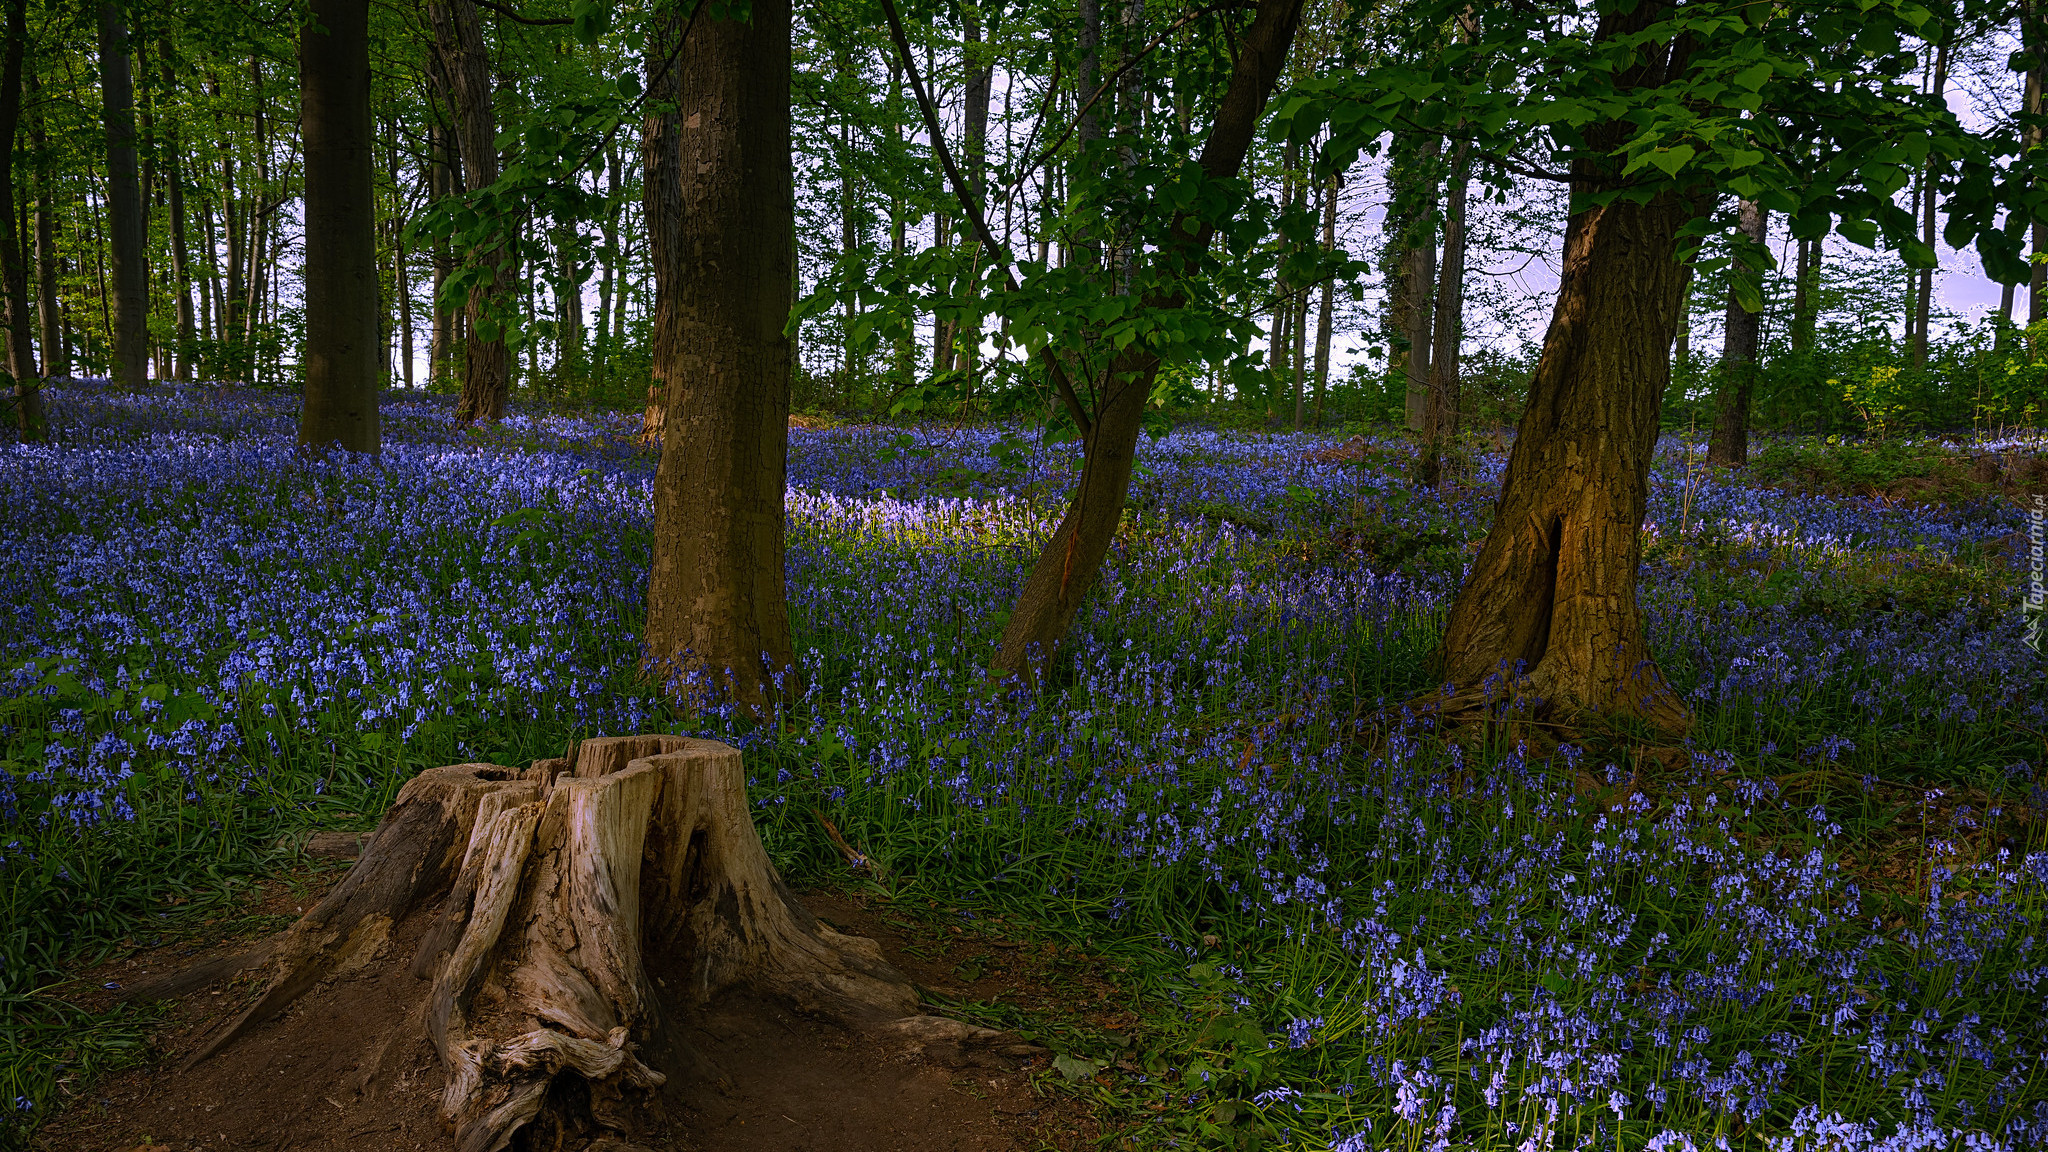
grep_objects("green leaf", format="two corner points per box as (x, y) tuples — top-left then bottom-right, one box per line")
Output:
(1053, 1053), (1104, 1083)
(1647, 144), (1696, 178)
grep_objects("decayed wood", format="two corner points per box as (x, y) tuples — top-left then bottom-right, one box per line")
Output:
(163, 736), (948, 1152)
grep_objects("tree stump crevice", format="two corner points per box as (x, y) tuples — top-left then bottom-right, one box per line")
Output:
(175, 735), (931, 1152)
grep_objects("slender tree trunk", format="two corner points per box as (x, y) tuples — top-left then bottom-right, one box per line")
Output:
(1707, 199), (1766, 466)
(1311, 172), (1337, 428)
(990, 0), (1308, 681)
(429, 118), (460, 389)
(159, 49), (196, 381)
(1791, 235), (1817, 352)
(0, 0), (36, 427)
(1909, 41), (1950, 369)
(1419, 138), (1469, 486)
(960, 9), (994, 396)
(643, 0), (799, 709)
(429, 0), (511, 422)
(98, 0), (149, 387)
(1386, 132), (1439, 432)
(595, 146), (619, 392)
(1433, 2), (1699, 734)
(2029, 3), (2045, 325)
(298, 0), (380, 454)
(33, 89), (65, 384)
(638, 11), (683, 439)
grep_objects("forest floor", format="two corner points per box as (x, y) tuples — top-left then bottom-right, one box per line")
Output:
(32, 840), (1125, 1152)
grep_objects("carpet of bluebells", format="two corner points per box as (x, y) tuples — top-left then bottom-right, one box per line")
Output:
(2, 380), (2046, 1151)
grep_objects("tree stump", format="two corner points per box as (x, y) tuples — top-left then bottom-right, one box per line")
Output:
(171, 736), (947, 1152)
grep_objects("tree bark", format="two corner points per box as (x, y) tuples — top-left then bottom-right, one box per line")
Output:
(298, 0), (381, 454)
(2029, 1), (2044, 325)
(1791, 235), (1817, 351)
(97, 0), (149, 388)
(637, 10), (682, 440)
(30, 72), (62, 391)
(642, 0), (801, 709)
(148, 737), (1019, 1152)
(159, 46), (196, 381)
(1419, 138), (1469, 486)
(429, 0), (511, 423)
(1385, 132), (1439, 433)
(1707, 198), (1766, 466)
(989, 0), (1308, 681)
(1432, 3), (1699, 735)
(1311, 171), (1337, 428)
(0, 0), (35, 428)
(1909, 39), (1949, 369)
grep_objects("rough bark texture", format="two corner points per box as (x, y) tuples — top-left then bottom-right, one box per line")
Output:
(637, 8), (683, 440)
(1707, 199), (1765, 467)
(0, 0), (32, 402)
(98, 0), (149, 388)
(642, 0), (800, 709)
(428, 0), (511, 423)
(298, 0), (383, 455)
(160, 736), (968, 1152)
(989, 0), (1308, 682)
(1432, 3), (1698, 735)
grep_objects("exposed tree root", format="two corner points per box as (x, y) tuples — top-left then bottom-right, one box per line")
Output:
(145, 735), (1023, 1152)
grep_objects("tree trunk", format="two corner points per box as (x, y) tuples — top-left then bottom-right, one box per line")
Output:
(1707, 199), (1766, 466)
(1385, 132), (1440, 433)
(1432, 3), (1698, 735)
(989, 0), (1308, 682)
(98, 0), (149, 388)
(1791, 235), (1817, 351)
(642, 0), (800, 710)
(429, 114), (461, 390)
(2029, 3), (2044, 325)
(1311, 172), (1337, 428)
(31, 107), (62, 395)
(637, 12), (683, 440)
(298, 0), (381, 454)
(147, 737), (1021, 1152)
(1419, 138), (1469, 486)
(595, 148), (620, 394)
(159, 47), (196, 381)
(1909, 39), (1950, 369)
(429, 0), (511, 423)
(0, 0), (35, 427)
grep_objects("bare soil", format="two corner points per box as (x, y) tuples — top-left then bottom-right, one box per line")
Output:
(34, 865), (1116, 1152)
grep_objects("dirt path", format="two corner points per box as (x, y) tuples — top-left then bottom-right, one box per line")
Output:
(35, 881), (1111, 1152)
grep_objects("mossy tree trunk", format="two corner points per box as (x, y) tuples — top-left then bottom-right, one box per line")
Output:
(1432, 2), (1702, 736)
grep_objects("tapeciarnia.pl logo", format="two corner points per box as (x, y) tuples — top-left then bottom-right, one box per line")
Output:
(2028, 494), (2045, 653)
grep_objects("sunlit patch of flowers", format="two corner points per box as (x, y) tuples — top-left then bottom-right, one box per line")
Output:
(2, 385), (2044, 1148)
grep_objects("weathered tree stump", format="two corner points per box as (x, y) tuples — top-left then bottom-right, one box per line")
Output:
(164, 735), (987, 1152)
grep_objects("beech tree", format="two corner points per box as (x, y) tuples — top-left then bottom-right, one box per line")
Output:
(97, 0), (148, 389)
(298, 0), (381, 454)
(1287, 0), (2026, 732)
(641, 0), (802, 707)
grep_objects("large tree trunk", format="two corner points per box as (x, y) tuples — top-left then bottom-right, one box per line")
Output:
(1419, 138), (1469, 487)
(429, 0), (511, 423)
(147, 737), (1016, 1152)
(298, 0), (381, 454)
(1707, 199), (1766, 466)
(1432, 3), (1698, 736)
(642, 0), (800, 709)
(989, 0), (1307, 682)
(97, 0), (149, 388)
